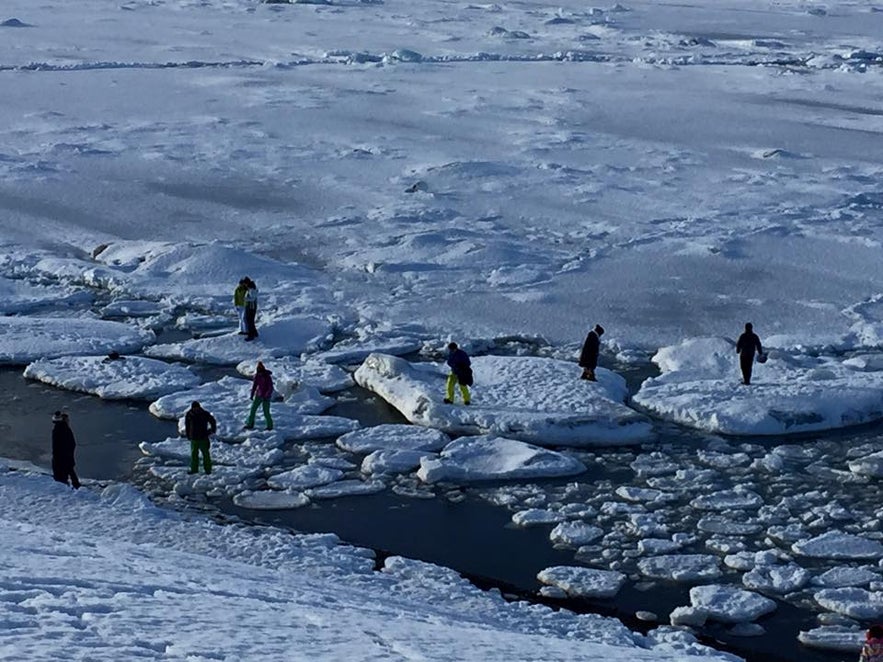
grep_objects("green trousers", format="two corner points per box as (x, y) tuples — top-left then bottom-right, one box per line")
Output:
(190, 438), (212, 474)
(445, 373), (471, 404)
(246, 397), (273, 430)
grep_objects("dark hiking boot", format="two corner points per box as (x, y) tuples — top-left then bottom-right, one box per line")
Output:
(443, 398), (453, 404)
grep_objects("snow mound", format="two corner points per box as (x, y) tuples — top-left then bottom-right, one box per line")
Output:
(0, 316), (154, 365)
(635, 337), (883, 435)
(145, 317), (332, 365)
(537, 566), (627, 599)
(417, 435), (586, 484)
(355, 353), (653, 446)
(24, 355), (200, 400)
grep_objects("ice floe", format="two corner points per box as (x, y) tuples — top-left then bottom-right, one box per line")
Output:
(24, 355), (200, 400)
(355, 353), (653, 446)
(268, 465), (344, 490)
(0, 316), (154, 365)
(336, 424), (450, 454)
(236, 356), (353, 395)
(512, 508), (566, 528)
(798, 625), (864, 652)
(361, 449), (436, 476)
(812, 566), (881, 588)
(232, 490), (311, 510)
(537, 566), (627, 599)
(0, 277), (91, 314)
(416, 435), (585, 484)
(814, 587), (883, 619)
(549, 521), (604, 547)
(140, 435), (285, 469)
(688, 585), (777, 623)
(638, 555), (722, 582)
(792, 531), (883, 560)
(145, 317), (332, 365)
(742, 563), (810, 594)
(305, 479), (386, 499)
(634, 337), (883, 435)
(148, 375), (354, 441)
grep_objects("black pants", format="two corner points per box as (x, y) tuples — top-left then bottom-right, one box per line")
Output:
(740, 355), (754, 385)
(245, 306), (258, 340)
(53, 462), (81, 489)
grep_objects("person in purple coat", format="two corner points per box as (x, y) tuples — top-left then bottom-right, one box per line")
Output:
(245, 361), (274, 430)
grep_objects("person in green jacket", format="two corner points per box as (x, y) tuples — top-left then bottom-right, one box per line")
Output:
(234, 278), (248, 335)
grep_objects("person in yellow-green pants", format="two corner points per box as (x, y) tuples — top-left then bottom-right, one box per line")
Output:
(185, 401), (216, 474)
(444, 342), (473, 405)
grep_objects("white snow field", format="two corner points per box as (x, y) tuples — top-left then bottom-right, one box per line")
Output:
(23, 354), (201, 399)
(634, 337), (883, 435)
(0, 467), (740, 662)
(356, 353), (653, 445)
(3, 0), (883, 658)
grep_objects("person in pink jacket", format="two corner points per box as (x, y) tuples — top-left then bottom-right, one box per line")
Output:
(860, 625), (883, 662)
(245, 361), (274, 431)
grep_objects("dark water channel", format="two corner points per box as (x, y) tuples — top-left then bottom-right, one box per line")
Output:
(0, 366), (866, 662)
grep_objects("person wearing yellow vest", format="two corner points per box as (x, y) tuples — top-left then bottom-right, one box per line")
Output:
(234, 278), (248, 335)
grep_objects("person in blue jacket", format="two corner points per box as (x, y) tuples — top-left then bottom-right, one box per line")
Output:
(444, 342), (472, 405)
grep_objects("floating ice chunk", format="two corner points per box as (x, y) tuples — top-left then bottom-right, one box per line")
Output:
(627, 513), (669, 537)
(615, 486), (676, 504)
(236, 356), (353, 394)
(798, 625), (865, 652)
(697, 516), (762, 536)
(792, 531), (883, 560)
(337, 424), (450, 454)
(361, 449), (435, 475)
(149, 375), (353, 441)
(537, 566), (627, 599)
(742, 563), (810, 594)
(638, 538), (685, 555)
(638, 555), (722, 582)
(306, 479), (385, 499)
(724, 549), (790, 571)
(0, 316), (154, 365)
(550, 521), (604, 547)
(728, 623), (765, 637)
(689, 585), (776, 623)
(669, 606), (708, 627)
(145, 317), (332, 365)
(417, 436), (585, 484)
(355, 353), (652, 446)
(140, 436), (285, 469)
(314, 336), (422, 365)
(232, 490), (310, 510)
(690, 489), (763, 511)
(24, 355), (200, 400)
(630, 453), (678, 477)
(148, 464), (261, 496)
(511, 508), (566, 527)
(848, 450), (883, 477)
(635, 337), (883, 435)
(0, 277), (91, 314)
(101, 299), (166, 319)
(268, 465), (343, 490)
(813, 566), (881, 588)
(814, 587), (883, 619)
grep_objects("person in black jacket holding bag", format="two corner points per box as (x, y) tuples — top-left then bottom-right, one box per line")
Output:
(736, 322), (765, 385)
(579, 324), (605, 381)
(444, 342), (472, 405)
(51, 411), (80, 489)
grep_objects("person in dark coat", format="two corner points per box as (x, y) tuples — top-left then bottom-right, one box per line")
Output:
(51, 411), (80, 489)
(185, 401), (217, 474)
(579, 324), (605, 381)
(243, 278), (259, 341)
(736, 322), (764, 385)
(444, 342), (472, 405)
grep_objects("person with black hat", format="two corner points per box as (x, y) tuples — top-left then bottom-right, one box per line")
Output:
(736, 322), (765, 385)
(579, 324), (605, 381)
(51, 411), (80, 489)
(184, 401), (217, 475)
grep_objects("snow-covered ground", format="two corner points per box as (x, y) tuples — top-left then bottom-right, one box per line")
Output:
(0, 464), (740, 662)
(3, 0), (883, 658)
